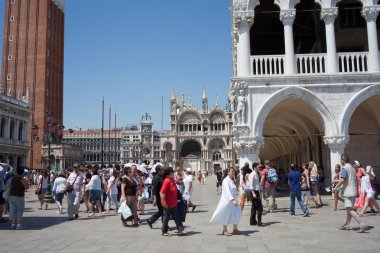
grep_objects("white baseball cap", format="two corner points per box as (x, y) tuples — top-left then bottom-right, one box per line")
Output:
(186, 168), (192, 172)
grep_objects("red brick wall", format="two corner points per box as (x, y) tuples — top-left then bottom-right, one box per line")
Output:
(1, 0), (64, 170)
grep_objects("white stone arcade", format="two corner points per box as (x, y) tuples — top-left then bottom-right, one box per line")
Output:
(230, 0), (380, 181)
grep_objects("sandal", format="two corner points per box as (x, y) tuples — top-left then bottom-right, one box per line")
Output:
(161, 233), (170, 237)
(232, 229), (241, 235)
(223, 230), (232, 236)
(179, 230), (188, 236)
(88, 213), (95, 217)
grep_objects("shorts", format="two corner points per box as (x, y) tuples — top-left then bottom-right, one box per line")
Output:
(55, 192), (64, 204)
(0, 191), (5, 204)
(216, 181), (222, 187)
(344, 197), (356, 208)
(310, 180), (318, 187)
(302, 190), (313, 200)
(366, 191), (375, 199)
(89, 190), (101, 202)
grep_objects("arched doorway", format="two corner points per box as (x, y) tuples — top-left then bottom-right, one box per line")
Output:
(180, 140), (202, 171)
(259, 97), (328, 177)
(345, 94), (380, 172)
(208, 138), (225, 173)
(163, 142), (174, 165)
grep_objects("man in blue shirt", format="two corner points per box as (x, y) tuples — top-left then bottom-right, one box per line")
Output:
(288, 164), (309, 217)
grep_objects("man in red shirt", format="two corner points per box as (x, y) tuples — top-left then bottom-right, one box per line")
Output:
(260, 161), (276, 213)
(160, 168), (188, 236)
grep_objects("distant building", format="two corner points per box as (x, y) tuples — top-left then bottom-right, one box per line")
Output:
(160, 87), (234, 172)
(0, 85), (31, 168)
(63, 129), (122, 166)
(120, 113), (161, 165)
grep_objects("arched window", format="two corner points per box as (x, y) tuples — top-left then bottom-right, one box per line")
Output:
(213, 151), (222, 161)
(0, 118), (5, 138)
(9, 121), (15, 139)
(18, 122), (23, 141)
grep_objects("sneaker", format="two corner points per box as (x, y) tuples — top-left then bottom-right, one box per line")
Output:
(147, 220), (153, 229)
(338, 224), (350, 231)
(16, 225), (26, 230)
(303, 210), (309, 217)
(10, 224), (16, 230)
(357, 223), (367, 233)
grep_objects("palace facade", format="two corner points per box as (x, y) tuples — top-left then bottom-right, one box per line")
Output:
(230, 0), (380, 181)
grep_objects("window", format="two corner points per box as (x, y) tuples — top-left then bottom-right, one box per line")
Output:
(7, 74), (11, 80)
(11, 0), (16, 4)
(10, 16), (14, 21)
(9, 121), (15, 139)
(0, 118), (6, 138)
(18, 122), (23, 141)
(7, 55), (12, 60)
(9, 35), (13, 41)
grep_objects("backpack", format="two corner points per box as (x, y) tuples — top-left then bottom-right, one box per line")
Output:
(266, 169), (278, 184)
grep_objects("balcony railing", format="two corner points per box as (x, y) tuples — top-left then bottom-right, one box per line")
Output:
(249, 52), (369, 76)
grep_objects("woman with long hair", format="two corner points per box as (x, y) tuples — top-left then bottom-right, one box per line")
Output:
(239, 166), (250, 211)
(358, 166), (380, 215)
(120, 168), (139, 227)
(301, 164), (318, 208)
(211, 167), (241, 236)
(309, 161), (322, 207)
(353, 161), (366, 211)
(332, 164), (344, 211)
(37, 169), (48, 210)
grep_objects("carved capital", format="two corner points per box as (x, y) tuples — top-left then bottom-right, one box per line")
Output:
(321, 8), (338, 25)
(234, 11), (254, 28)
(361, 6), (380, 22)
(234, 137), (264, 155)
(323, 135), (349, 149)
(280, 9), (296, 26)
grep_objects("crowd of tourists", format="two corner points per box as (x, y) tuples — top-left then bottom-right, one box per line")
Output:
(0, 154), (378, 234)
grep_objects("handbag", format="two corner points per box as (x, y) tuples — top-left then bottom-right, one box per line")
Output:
(66, 173), (79, 193)
(35, 187), (41, 195)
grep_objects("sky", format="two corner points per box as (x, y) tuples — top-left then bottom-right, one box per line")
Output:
(0, 0), (233, 130)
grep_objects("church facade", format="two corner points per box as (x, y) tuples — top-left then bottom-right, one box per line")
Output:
(230, 0), (380, 181)
(160, 88), (235, 172)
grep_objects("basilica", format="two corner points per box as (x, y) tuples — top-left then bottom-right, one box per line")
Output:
(160, 88), (234, 172)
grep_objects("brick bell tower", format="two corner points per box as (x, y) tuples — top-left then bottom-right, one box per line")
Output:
(1, 0), (65, 169)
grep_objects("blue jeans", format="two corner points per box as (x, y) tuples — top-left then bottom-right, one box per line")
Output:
(290, 189), (308, 215)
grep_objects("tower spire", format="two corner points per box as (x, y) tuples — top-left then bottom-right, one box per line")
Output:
(202, 85), (207, 100)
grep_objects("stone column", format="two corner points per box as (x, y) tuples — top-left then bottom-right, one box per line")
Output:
(234, 137), (264, 168)
(324, 135), (349, 183)
(234, 12), (254, 77)
(321, 8), (338, 73)
(362, 6), (380, 72)
(280, 10), (296, 74)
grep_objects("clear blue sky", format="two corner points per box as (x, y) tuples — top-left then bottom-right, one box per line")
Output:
(0, 0), (233, 130)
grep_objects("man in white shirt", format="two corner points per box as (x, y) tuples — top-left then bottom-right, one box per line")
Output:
(248, 163), (264, 226)
(183, 168), (196, 212)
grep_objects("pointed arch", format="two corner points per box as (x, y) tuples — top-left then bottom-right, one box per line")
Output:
(253, 86), (338, 138)
(340, 84), (380, 136)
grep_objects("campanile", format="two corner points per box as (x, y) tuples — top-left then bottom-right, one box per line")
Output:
(1, 0), (65, 169)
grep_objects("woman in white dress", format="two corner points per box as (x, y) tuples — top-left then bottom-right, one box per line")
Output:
(210, 168), (241, 236)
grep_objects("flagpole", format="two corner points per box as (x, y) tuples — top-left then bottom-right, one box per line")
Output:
(101, 97), (104, 167)
(108, 106), (111, 166)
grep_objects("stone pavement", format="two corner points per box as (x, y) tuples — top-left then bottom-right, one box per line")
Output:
(0, 176), (379, 253)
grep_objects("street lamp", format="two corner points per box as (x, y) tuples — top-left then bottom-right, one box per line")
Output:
(43, 112), (60, 204)
(139, 141), (144, 164)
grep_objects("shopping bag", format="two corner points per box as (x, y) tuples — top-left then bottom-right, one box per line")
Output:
(117, 200), (132, 219)
(170, 199), (187, 222)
